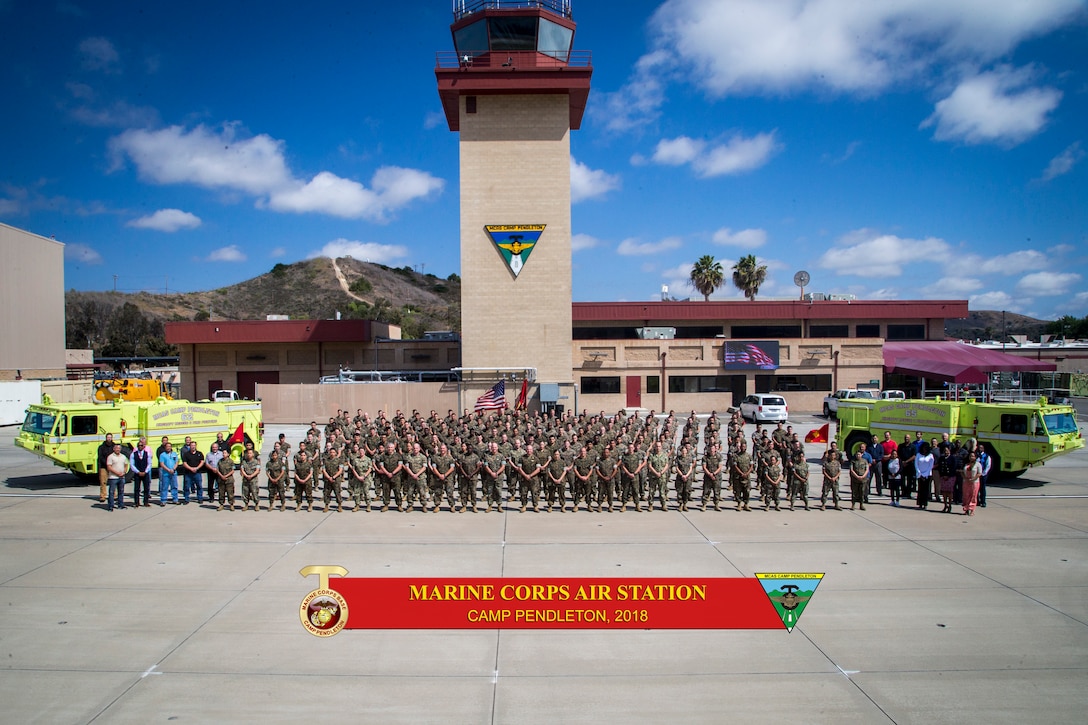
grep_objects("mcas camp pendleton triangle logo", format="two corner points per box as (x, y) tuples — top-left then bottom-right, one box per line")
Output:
(485, 225), (545, 278)
(756, 573), (824, 632)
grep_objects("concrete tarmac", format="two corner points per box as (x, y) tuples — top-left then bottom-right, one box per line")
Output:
(1, 417), (1086, 724)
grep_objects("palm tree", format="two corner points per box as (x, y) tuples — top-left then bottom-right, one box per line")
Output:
(732, 254), (768, 301)
(689, 255), (724, 301)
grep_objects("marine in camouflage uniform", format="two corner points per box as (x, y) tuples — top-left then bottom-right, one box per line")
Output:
(457, 443), (481, 512)
(514, 444), (544, 512)
(402, 443), (431, 511)
(849, 451), (869, 511)
(700, 443), (724, 510)
(429, 444), (456, 513)
(673, 444), (695, 512)
(789, 455), (810, 510)
(481, 443), (506, 511)
(545, 448), (569, 511)
(375, 442), (403, 511)
(760, 452), (783, 511)
(731, 442), (753, 511)
(571, 447), (596, 511)
(321, 445), (344, 512)
(619, 443), (645, 512)
(646, 441), (671, 511)
(265, 450), (287, 511)
(346, 445), (374, 511)
(820, 451), (842, 510)
(240, 449), (262, 511)
(293, 450), (314, 511)
(217, 453), (236, 511)
(595, 448), (618, 512)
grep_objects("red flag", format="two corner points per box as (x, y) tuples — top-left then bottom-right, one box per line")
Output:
(515, 379), (528, 410)
(228, 421), (244, 446)
(805, 423), (829, 444)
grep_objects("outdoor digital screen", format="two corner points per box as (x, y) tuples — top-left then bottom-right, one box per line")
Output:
(723, 340), (780, 370)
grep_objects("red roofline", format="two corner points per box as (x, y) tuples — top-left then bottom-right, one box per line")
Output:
(165, 320), (372, 345)
(572, 300), (969, 322)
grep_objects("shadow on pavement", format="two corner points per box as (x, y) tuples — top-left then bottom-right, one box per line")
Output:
(4, 473), (88, 491)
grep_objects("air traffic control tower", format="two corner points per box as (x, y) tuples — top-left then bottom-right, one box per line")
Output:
(436, 0), (592, 400)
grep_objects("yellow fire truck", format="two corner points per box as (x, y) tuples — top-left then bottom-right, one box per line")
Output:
(93, 376), (173, 403)
(14, 396), (263, 478)
(835, 397), (1083, 477)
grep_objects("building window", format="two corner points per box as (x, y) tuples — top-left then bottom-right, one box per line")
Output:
(755, 375), (832, 393)
(730, 325), (802, 338)
(887, 324), (925, 340)
(581, 376), (621, 394)
(646, 376), (660, 394)
(856, 324), (881, 338)
(667, 375), (734, 393)
(810, 324), (848, 337)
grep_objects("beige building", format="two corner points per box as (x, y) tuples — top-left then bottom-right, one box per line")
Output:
(437, 2), (592, 386)
(0, 222), (66, 380)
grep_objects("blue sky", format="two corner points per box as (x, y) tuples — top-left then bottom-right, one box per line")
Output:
(2, 0), (1086, 322)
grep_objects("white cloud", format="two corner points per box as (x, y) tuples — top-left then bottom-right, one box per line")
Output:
(126, 208), (201, 232)
(423, 110), (446, 130)
(1040, 142), (1085, 182)
(307, 239), (408, 265)
(975, 249), (1048, 275)
(649, 0), (1081, 97)
(207, 245), (246, 262)
(570, 158), (620, 202)
(591, 49), (672, 133)
(969, 290), (1021, 312)
(269, 247), (287, 258)
(64, 243), (103, 264)
(78, 36), (120, 72)
(618, 236), (683, 256)
(652, 136), (703, 166)
(110, 124), (291, 195)
(648, 132), (780, 177)
(922, 66), (1061, 146)
(817, 229), (950, 275)
(923, 276), (983, 296)
(109, 123), (443, 221)
(571, 233), (600, 252)
(712, 227), (767, 248)
(867, 288), (901, 301)
(660, 262), (695, 300)
(1016, 271), (1082, 297)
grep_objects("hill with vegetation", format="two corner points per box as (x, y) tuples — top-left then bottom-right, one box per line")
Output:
(943, 310), (1048, 342)
(65, 258), (461, 357)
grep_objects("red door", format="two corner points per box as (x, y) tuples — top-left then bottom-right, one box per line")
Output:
(626, 376), (642, 408)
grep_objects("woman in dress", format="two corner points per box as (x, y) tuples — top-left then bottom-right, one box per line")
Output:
(914, 443), (934, 510)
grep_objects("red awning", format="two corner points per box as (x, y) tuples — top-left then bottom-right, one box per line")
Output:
(883, 341), (1057, 384)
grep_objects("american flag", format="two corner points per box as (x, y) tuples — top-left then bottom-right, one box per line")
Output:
(724, 343), (778, 369)
(474, 381), (506, 411)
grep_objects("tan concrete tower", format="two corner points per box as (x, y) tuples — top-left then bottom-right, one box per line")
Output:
(436, 1), (592, 390)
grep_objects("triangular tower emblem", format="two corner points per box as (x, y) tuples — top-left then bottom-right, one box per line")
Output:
(755, 573), (824, 632)
(485, 224), (545, 278)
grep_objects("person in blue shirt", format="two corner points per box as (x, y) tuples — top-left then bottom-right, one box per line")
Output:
(158, 442), (180, 505)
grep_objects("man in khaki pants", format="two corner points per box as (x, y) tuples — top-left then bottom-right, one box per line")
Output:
(97, 433), (115, 503)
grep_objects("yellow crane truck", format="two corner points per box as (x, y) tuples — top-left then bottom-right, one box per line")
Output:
(15, 396), (263, 479)
(836, 397), (1082, 477)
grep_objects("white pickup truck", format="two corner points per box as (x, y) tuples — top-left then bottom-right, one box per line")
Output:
(823, 389), (876, 418)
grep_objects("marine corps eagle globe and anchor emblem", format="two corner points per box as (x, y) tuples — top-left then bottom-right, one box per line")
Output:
(299, 566), (349, 637)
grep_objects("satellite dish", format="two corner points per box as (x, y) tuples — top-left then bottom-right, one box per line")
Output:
(794, 270), (810, 287)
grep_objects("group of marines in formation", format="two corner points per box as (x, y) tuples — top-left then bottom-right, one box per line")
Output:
(226, 407), (851, 513)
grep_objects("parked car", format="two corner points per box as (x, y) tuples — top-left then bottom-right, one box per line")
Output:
(880, 390), (906, 400)
(823, 389), (876, 418)
(740, 394), (788, 422)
